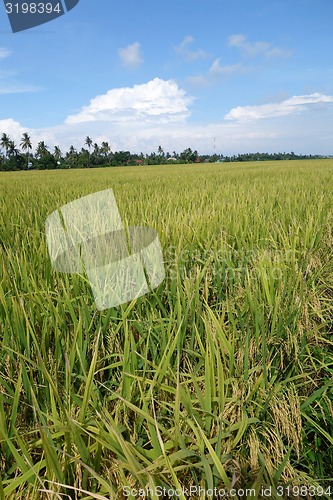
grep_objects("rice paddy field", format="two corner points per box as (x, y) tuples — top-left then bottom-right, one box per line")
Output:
(0, 159), (333, 499)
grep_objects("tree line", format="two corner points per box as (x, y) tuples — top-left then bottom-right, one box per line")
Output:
(0, 132), (328, 171)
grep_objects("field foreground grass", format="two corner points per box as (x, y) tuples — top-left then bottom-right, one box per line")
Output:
(0, 160), (333, 499)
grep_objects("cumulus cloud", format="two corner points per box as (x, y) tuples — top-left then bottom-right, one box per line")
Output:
(224, 93), (333, 121)
(228, 34), (292, 58)
(0, 118), (25, 140)
(65, 78), (194, 124)
(118, 42), (143, 69)
(0, 118), (59, 152)
(2, 106), (333, 157)
(2, 87), (333, 157)
(175, 35), (209, 61)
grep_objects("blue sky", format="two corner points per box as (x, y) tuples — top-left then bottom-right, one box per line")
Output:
(0, 0), (333, 155)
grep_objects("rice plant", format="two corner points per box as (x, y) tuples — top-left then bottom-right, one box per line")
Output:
(0, 159), (332, 499)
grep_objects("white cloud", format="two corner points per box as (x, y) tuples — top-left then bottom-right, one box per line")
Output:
(228, 34), (292, 58)
(65, 78), (194, 124)
(209, 58), (244, 77)
(0, 118), (25, 140)
(118, 42), (143, 69)
(225, 93), (333, 121)
(0, 50), (42, 94)
(2, 88), (333, 157)
(187, 34), (290, 87)
(0, 84), (42, 94)
(187, 59), (245, 86)
(187, 74), (210, 86)
(0, 119), (59, 152)
(175, 36), (209, 61)
(0, 48), (11, 59)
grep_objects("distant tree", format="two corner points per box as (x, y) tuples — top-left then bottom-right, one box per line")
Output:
(65, 145), (79, 167)
(0, 133), (10, 158)
(35, 141), (49, 159)
(36, 152), (57, 170)
(111, 150), (131, 166)
(0, 153), (6, 171)
(85, 136), (93, 163)
(85, 136), (93, 150)
(93, 143), (100, 156)
(68, 145), (76, 156)
(0, 139), (325, 171)
(73, 148), (90, 168)
(20, 132), (32, 169)
(180, 147), (198, 163)
(6, 140), (25, 170)
(7, 140), (19, 157)
(101, 141), (110, 158)
(54, 145), (62, 162)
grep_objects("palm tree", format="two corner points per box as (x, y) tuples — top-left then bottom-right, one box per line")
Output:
(85, 136), (92, 151)
(93, 143), (100, 156)
(101, 141), (110, 158)
(35, 141), (49, 159)
(1, 133), (10, 158)
(68, 145), (76, 156)
(54, 145), (62, 163)
(20, 132), (32, 169)
(84, 136), (93, 164)
(7, 140), (19, 157)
